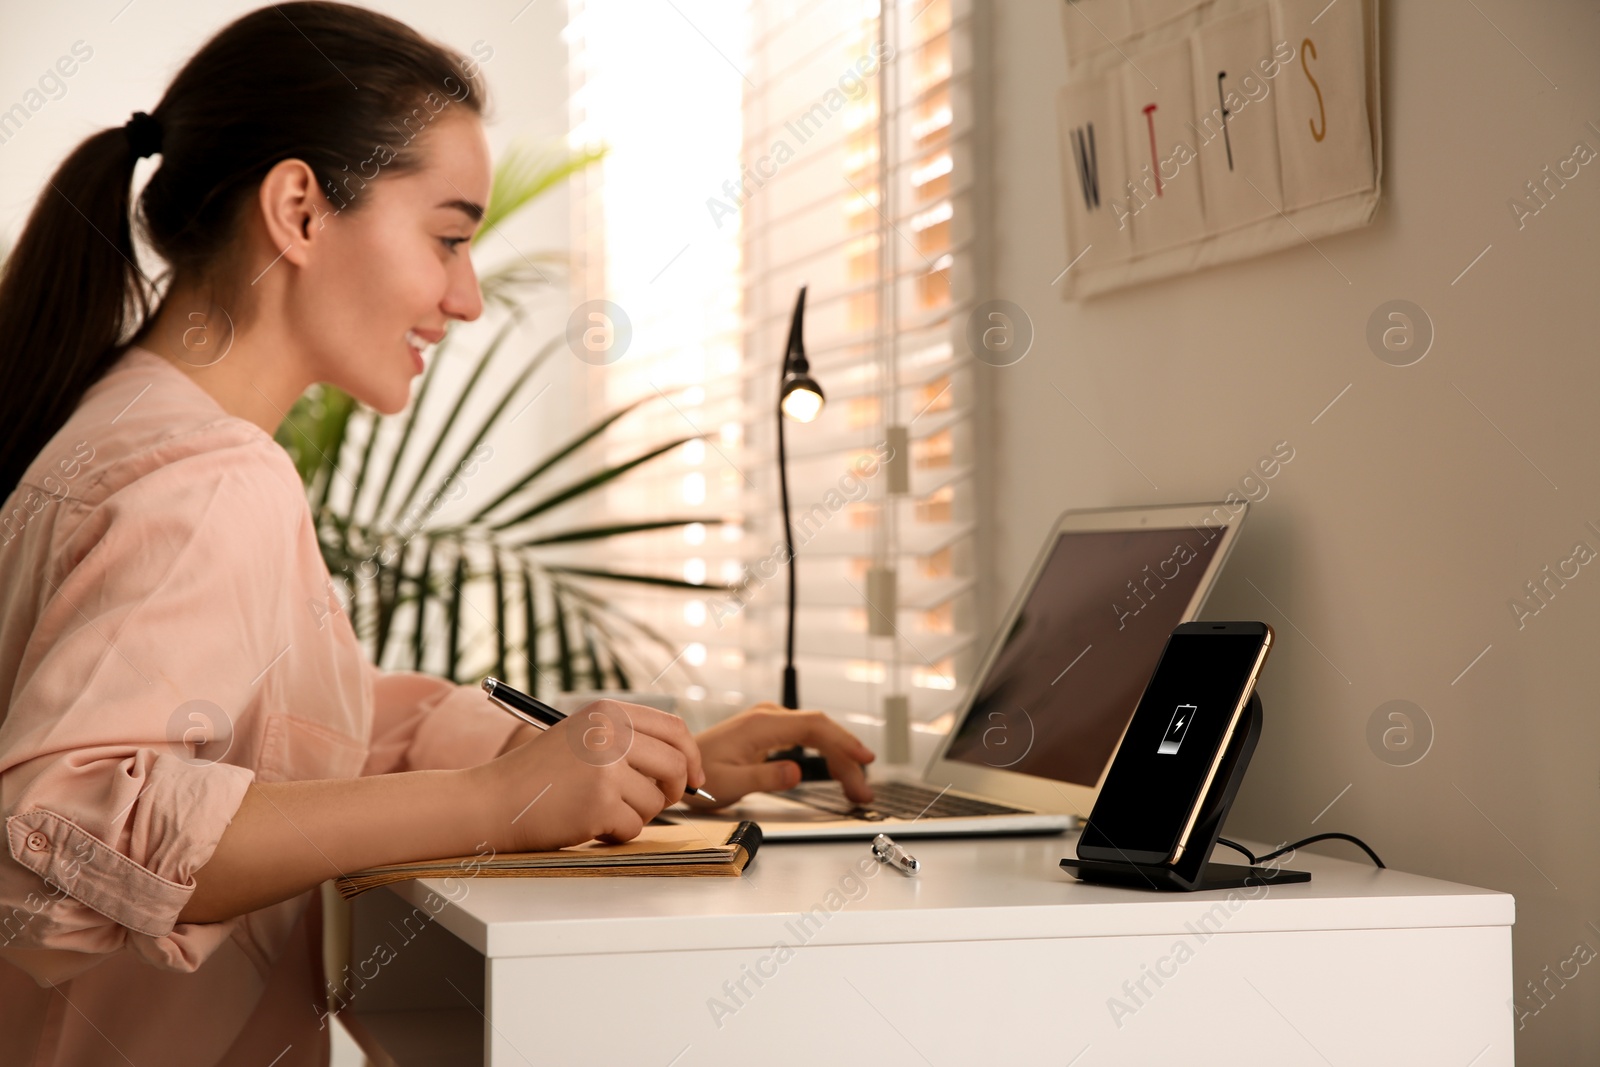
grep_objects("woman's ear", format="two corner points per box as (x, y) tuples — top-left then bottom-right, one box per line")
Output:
(254, 157), (336, 273)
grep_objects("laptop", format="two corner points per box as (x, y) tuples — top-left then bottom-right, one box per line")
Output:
(669, 501), (1249, 840)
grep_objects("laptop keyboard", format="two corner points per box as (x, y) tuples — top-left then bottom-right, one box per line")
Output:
(781, 780), (1029, 821)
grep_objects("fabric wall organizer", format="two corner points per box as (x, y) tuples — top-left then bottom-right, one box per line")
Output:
(1055, 0), (1381, 297)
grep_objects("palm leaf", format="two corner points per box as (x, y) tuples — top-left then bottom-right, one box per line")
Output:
(477, 141), (607, 244)
(491, 547), (508, 684)
(479, 256), (570, 313)
(413, 334), (563, 522)
(368, 332), (453, 526)
(550, 582), (576, 691)
(576, 605), (633, 691)
(520, 561), (539, 697)
(343, 389), (387, 521)
(310, 387), (358, 518)
(274, 385), (351, 487)
(578, 610), (604, 690)
(374, 538), (403, 663)
(487, 437), (700, 531)
(608, 642), (631, 690)
(393, 314), (522, 522)
(410, 537), (436, 671)
(563, 590), (696, 691)
(556, 582), (695, 676)
(543, 564), (731, 592)
(446, 542), (467, 682)
(514, 518), (722, 548)
(467, 393), (660, 523)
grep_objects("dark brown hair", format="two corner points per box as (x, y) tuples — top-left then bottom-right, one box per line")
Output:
(0, 1), (490, 498)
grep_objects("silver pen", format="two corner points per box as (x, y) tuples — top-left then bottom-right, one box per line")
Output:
(872, 833), (920, 875)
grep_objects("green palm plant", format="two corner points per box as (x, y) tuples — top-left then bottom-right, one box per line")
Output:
(274, 140), (727, 696)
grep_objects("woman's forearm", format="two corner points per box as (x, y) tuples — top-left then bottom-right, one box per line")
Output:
(175, 700), (711, 926)
(177, 766), (490, 924)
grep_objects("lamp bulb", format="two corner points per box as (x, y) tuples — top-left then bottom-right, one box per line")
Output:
(781, 387), (823, 423)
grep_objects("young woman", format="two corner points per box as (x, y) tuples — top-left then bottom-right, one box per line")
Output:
(0, 4), (874, 1062)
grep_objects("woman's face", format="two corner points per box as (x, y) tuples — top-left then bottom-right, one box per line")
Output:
(294, 107), (491, 415)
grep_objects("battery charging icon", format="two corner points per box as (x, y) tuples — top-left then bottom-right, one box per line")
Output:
(1158, 704), (1196, 755)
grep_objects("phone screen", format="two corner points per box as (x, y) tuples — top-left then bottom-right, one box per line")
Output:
(1078, 627), (1269, 864)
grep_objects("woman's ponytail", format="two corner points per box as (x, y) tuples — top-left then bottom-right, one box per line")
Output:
(0, 117), (156, 498)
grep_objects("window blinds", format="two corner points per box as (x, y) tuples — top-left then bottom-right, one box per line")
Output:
(737, 0), (977, 734)
(565, 0), (976, 735)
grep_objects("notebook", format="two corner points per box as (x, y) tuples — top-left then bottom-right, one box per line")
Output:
(333, 821), (761, 899)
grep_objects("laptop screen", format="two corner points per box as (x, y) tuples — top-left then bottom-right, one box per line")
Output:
(943, 525), (1226, 787)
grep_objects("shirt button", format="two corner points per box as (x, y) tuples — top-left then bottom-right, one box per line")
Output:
(25, 831), (49, 852)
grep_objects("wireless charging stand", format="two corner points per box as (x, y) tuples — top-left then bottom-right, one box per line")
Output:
(1059, 691), (1311, 892)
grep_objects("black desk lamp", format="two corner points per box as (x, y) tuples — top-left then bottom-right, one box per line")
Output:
(778, 284), (823, 708)
(770, 285), (831, 780)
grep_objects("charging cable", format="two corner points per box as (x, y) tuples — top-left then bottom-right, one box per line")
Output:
(1215, 832), (1385, 869)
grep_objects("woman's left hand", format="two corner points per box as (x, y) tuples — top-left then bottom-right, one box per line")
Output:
(685, 702), (876, 811)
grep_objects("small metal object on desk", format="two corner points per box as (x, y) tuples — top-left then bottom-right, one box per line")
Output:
(872, 833), (920, 876)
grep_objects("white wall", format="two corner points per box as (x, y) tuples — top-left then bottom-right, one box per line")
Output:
(980, 1), (1599, 1061)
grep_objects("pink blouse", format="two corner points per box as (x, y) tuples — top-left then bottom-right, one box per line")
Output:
(0, 345), (521, 1065)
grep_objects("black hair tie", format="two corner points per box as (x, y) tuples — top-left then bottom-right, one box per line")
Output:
(124, 110), (163, 159)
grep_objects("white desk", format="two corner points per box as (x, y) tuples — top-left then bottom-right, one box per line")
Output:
(339, 832), (1515, 1066)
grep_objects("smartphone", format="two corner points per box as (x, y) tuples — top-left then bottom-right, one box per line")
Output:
(1077, 621), (1273, 868)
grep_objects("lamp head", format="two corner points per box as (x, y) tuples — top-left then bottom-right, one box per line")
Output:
(780, 284), (824, 422)
(781, 374), (825, 422)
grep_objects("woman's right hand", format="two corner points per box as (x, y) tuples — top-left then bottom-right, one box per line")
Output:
(467, 699), (706, 854)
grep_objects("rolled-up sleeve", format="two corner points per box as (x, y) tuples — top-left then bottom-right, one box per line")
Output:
(361, 663), (522, 776)
(0, 438), (293, 986)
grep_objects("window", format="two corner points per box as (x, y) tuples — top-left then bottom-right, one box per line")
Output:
(565, 0), (750, 723)
(567, 0), (976, 734)
(737, 0), (977, 734)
